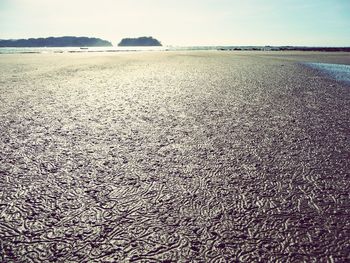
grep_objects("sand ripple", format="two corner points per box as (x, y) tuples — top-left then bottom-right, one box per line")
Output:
(0, 52), (349, 262)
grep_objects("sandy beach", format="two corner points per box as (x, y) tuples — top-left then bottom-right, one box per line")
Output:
(1, 51), (349, 262)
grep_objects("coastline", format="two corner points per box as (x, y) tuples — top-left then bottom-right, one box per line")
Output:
(1, 45), (350, 55)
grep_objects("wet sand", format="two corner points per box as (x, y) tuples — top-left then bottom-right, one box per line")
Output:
(0, 51), (349, 262)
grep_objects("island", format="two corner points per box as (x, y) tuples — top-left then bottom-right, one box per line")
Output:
(0, 36), (112, 47)
(118, 37), (162, 46)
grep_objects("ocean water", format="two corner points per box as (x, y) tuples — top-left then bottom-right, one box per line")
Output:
(0, 45), (273, 54)
(306, 63), (350, 84)
(0, 46), (218, 54)
(0, 46), (168, 54)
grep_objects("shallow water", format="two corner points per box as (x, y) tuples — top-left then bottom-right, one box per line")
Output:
(0, 46), (294, 54)
(306, 62), (350, 84)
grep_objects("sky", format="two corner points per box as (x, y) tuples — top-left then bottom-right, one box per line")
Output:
(0, 0), (349, 46)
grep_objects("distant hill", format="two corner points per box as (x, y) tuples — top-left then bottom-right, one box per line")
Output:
(118, 37), (162, 46)
(0, 36), (112, 47)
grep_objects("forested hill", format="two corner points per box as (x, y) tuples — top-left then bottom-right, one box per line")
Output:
(0, 37), (113, 47)
(118, 37), (162, 46)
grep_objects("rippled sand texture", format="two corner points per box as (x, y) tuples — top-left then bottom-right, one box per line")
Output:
(1, 51), (349, 262)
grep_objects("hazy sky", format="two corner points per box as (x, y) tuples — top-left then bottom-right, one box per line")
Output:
(0, 0), (349, 46)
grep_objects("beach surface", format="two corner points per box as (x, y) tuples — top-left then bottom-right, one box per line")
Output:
(1, 51), (349, 262)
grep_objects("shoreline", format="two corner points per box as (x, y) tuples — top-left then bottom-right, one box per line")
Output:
(1, 46), (350, 55)
(2, 50), (350, 65)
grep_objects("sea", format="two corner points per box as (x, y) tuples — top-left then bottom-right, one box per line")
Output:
(0, 46), (274, 54)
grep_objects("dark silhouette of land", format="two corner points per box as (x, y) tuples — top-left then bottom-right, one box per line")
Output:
(218, 46), (350, 52)
(118, 36), (162, 46)
(0, 36), (112, 47)
(277, 46), (350, 52)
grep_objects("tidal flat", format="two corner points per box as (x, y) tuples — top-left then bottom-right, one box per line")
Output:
(0, 51), (349, 262)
